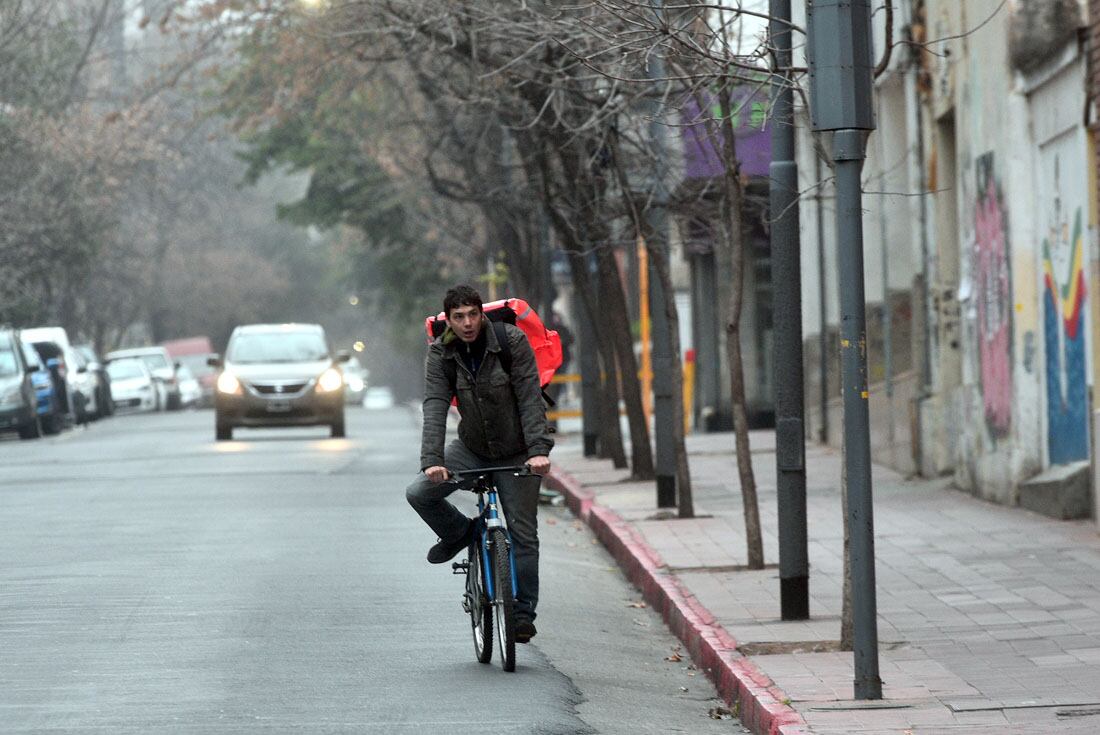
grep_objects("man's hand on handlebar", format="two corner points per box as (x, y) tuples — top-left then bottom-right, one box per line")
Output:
(425, 465), (450, 484)
(527, 455), (551, 476)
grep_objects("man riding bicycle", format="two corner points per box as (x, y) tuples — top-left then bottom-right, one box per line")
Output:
(406, 285), (552, 643)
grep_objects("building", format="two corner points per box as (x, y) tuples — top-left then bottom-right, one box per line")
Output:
(794, 0), (1096, 519)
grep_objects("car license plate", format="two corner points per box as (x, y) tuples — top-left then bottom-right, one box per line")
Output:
(266, 399), (291, 412)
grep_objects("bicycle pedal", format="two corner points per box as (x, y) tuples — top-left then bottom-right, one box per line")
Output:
(452, 560), (470, 574)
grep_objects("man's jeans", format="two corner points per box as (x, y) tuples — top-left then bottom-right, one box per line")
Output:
(406, 439), (541, 620)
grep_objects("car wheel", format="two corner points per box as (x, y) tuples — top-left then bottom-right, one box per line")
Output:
(18, 416), (43, 440)
(73, 393), (88, 425)
(216, 415), (233, 441)
(42, 411), (63, 435)
(330, 413), (346, 438)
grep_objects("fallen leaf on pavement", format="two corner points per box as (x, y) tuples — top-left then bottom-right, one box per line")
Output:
(626, 600), (647, 609)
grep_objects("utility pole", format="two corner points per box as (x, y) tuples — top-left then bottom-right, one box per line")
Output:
(646, 0), (676, 509)
(807, 0), (882, 700)
(769, 0), (809, 622)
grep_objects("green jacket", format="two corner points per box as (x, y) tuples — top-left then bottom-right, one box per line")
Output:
(420, 318), (553, 470)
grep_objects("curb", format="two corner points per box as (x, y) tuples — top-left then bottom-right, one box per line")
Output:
(545, 468), (809, 735)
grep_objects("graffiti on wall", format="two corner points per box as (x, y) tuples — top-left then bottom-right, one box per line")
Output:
(973, 153), (1013, 437)
(1041, 149), (1089, 464)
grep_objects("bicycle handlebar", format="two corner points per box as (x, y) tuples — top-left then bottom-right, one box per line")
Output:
(444, 464), (533, 490)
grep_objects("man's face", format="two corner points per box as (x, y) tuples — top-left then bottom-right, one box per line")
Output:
(446, 304), (483, 343)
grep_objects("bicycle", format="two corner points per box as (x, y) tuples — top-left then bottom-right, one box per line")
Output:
(447, 464), (531, 673)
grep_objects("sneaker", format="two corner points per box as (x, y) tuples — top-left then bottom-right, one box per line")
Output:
(515, 618), (537, 643)
(427, 519), (476, 564)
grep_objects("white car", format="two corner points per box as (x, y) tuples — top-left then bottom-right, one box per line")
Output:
(21, 326), (99, 424)
(106, 358), (157, 413)
(176, 365), (202, 408)
(106, 346), (181, 411)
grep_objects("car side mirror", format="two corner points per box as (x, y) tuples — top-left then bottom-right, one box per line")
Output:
(335, 350), (351, 364)
(174, 361), (181, 370)
(207, 355), (223, 368)
(77, 365), (88, 374)
(25, 364), (37, 375)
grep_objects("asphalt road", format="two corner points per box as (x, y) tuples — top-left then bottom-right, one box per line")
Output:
(0, 407), (744, 734)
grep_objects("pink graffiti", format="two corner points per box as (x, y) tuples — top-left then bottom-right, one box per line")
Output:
(974, 164), (1013, 437)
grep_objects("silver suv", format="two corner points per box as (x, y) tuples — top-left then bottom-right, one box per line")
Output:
(210, 323), (349, 441)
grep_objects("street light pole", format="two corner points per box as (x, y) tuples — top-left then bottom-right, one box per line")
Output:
(807, 0), (882, 700)
(646, 0), (676, 509)
(769, 0), (809, 622)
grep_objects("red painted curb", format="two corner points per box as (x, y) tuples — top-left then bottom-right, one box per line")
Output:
(546, 468), (809, 735)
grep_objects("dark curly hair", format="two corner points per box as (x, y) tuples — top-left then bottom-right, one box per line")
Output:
(443, 284), (483, 318)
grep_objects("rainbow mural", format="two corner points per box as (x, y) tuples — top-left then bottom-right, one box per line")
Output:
(1042, 206), (1089, 464)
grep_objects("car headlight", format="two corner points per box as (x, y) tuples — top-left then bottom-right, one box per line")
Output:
(216, 372), (242, 395)
(346, 376), (364, 392)
(317, 368), (343, 393)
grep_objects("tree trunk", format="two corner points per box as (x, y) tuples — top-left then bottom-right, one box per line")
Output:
(566, 247), (627, 468)
(592, 239), (654, 480)
(718, 82), (764, 569)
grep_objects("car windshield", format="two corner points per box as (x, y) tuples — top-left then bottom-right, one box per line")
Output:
(108, 360), (146, 380)
(22, 343), (41, 370)
(0, 342), (18, 377)
(175, 353), (214, 376)
(228, 332), (328, 364)
(139, 353), (170, 371)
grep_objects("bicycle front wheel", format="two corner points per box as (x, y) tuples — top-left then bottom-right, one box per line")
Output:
(470, 539), (493, 664)
(489, 528), (516, 672)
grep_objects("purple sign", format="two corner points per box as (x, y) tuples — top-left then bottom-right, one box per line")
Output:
(681, 87), (771, 179)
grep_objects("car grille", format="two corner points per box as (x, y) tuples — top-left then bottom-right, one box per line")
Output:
(251, 382), (308, 395)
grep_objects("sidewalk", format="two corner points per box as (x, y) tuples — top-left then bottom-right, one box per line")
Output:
(546, 431), (1100, 734)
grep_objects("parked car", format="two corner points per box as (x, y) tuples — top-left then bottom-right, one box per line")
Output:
(176, 365), (202, 408)
(0, 329), (46, 439)
(106, 346), (181, 410)
(22, 327), (99, 424)
(210, 323), (349, 441)
(161, 336), (217, 407)
(75, 344), (113, 419)
(106, 358), (158, 413)
(20, 339), (64, 435)
(342, 355), (369, 405)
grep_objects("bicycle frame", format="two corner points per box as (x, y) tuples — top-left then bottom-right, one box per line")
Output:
(475, 486), (518, 602)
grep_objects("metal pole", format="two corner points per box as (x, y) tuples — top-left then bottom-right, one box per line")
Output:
(816, 154), (829, 443)
(646, 0), (676, 508)
(806, 0), (880, 700)
(834, 129), (882, 700)
(769, 0), (808, 621)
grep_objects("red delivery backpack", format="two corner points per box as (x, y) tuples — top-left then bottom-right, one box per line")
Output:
(424, 297), (563, 403)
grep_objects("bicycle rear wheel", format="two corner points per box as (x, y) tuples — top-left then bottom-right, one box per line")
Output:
(469, 539), (493, 664)
(489, 528), (516, 672)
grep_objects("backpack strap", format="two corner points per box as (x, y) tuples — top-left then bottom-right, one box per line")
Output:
(442, 355), (458, 399)
(492, 321), (512, 376)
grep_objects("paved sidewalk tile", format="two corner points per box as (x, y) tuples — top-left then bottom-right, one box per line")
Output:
(554, 431), (1100, 734)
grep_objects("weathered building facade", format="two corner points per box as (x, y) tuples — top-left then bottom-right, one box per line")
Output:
(793, 0), (1096, 517)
